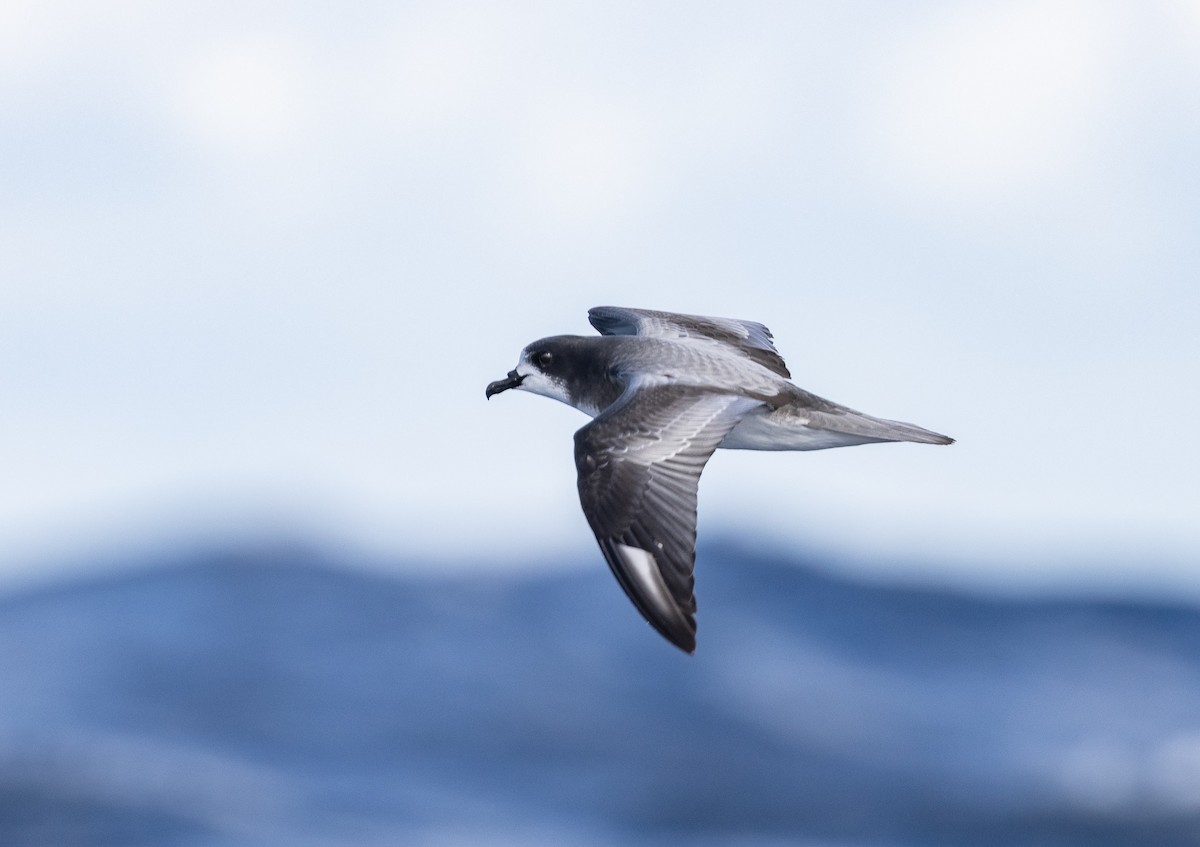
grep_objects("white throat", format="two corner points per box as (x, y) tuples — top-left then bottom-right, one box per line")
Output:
(515, 367), (575, 408)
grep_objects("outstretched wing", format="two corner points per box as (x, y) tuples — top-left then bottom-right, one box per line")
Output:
(574, 382), (757, 652)
(588, 305), (791, 379)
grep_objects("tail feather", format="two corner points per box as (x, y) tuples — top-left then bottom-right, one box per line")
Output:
(804, 408), (954, 445)
(719, 402), (954, 451)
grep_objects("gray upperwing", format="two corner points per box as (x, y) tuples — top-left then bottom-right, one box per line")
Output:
(573, 382), (757, 653)
(588, 305), (791, 379)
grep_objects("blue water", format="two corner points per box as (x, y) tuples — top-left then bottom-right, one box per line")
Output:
(2, 541), (1199, 846)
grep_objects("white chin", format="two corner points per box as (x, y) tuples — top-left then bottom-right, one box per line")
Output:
(517, 372), (573, 407)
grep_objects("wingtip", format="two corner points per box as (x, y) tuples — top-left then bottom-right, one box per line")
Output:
(663, 627), (696, 654)
(668, 638), (697, 655)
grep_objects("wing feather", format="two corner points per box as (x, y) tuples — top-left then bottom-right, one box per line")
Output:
(574, 384), (756, 652)
(588, 305), (791, 379)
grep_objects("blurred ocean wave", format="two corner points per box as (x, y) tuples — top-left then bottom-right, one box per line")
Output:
(1, 540), (1199, 846)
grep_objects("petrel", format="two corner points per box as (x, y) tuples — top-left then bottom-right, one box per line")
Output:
(486, 306), (953, 653)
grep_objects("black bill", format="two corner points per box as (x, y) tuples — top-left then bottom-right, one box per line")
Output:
(485, 369), (524, 399)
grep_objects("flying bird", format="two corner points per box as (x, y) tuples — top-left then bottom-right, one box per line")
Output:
(486, 306), (953, 653)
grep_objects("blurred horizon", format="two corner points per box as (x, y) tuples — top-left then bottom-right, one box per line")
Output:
(4, 520), (1199, 610)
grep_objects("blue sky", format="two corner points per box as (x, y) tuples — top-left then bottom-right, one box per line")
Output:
(2, 1), (1198, 591)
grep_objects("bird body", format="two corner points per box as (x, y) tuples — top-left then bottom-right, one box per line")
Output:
(486, 306), (952, 653)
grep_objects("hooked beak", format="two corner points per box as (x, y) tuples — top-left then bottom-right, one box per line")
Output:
(485, 369), (524, 399)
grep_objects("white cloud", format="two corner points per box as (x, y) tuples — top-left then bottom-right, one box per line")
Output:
(0, 0), (61, 89)
(864, 0), (1119, 207)
(0, 0), (98, 92)
(174, 34), (313, 157)
(0, 0), (158, 104)
(1171, 0), (1200, 41)
(516, 98), (658, 230)
(368, 4), (511, 137)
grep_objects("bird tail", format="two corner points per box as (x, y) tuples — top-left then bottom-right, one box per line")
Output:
(803, 408), (955, 445)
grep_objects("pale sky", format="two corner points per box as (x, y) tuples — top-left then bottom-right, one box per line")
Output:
(2, 1), (1198, 592)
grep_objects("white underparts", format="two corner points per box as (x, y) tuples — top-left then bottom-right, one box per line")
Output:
(719, 405), (883, 451)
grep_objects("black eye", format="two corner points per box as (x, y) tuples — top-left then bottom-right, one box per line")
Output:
(534, 350), (553, 368)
